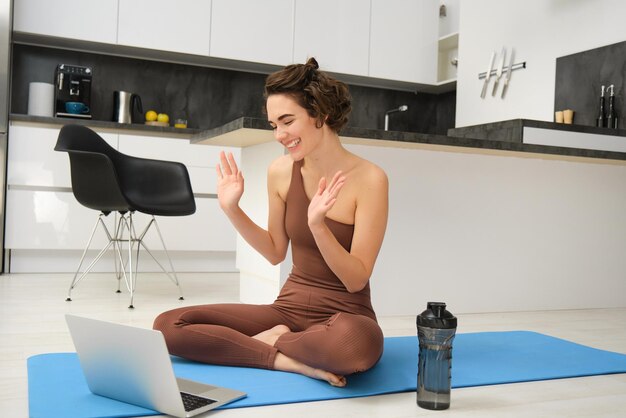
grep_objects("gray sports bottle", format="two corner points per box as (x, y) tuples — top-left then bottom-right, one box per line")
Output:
(416, 302), (457, 410)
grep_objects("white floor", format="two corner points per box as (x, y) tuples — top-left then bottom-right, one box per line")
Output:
(1, 272), (625, 417)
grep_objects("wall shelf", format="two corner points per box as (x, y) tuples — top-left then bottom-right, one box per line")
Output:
(437, 32), (459, 83)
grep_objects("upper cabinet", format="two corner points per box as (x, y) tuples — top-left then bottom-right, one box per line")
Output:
(209, 0), (294, 66)
(293, 0), (370, 76)
(369, 0), (439, 84)
(13, 0), (453, 90)
(117, 0), (212, 56)
(13, 0), (119, 44)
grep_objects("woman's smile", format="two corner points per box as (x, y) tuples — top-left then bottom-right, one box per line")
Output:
(286, 138), (301, 149)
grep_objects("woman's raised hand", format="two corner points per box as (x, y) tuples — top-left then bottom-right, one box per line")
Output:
(307, 171), (346, 227)
(216, 151), (244, 212)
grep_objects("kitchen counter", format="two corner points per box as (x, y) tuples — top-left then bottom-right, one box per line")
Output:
(192, 117), (626, 164)
(11, 114), (626, 164)
(448, 118), (626, 142)
(9, 113), (201, 139)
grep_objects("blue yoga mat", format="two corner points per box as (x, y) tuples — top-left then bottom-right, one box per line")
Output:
(27, 331), (626, 418)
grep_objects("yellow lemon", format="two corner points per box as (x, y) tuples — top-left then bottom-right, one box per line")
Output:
(157, 113), (169, 124)
(145, 110), (158, 121)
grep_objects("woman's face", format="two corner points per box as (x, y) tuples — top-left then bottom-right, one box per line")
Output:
(266, 94), (322, 160)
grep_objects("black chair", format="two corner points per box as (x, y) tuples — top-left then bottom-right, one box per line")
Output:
(55, 124), (196, 308)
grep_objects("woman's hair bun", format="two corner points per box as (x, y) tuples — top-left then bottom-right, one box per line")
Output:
(305, 57), (319, 70)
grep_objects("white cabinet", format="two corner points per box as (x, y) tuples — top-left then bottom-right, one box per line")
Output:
(209, 0), (294, 65)
(6, 124), (238, 253)
(13, 0), (119, 44)
(7, 124), (117, 188)
(293, 0), (370, 76)
(5, 189), (114, 250)
(117, 0), (212, 56)
(6, 123), (118, 250)
(369, 0), (438, 84)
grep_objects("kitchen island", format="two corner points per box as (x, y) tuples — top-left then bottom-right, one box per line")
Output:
(191, 117), (626, 315)
(8, 114), (626, 315)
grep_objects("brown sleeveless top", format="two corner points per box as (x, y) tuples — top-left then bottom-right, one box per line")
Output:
(285, 160), (372, 298)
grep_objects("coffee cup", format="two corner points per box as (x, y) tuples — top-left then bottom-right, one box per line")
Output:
(65, 101), (90, 114)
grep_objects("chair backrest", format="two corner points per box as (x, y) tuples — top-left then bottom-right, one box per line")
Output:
(55, 124), (121, 162)
(55, 124), (130, 213)
(55, 124), (196, 217)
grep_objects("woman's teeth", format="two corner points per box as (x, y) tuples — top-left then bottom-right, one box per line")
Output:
(287, 139), (301, 148)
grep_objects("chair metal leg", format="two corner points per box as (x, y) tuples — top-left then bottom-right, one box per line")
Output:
(66, 211), (185, 309)
(138, 216), (184, 300)
(113, 214), (127, 293)
(66, 213), (115, 301)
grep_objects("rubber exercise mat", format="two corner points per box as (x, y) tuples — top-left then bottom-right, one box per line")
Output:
(27, 331), (626, 417)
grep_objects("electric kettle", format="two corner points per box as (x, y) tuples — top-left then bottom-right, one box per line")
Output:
(113, 91), (143, 124)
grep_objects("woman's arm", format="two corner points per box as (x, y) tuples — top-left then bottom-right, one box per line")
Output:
(308, 166), (389, 293)
(216, 151), (289, 265)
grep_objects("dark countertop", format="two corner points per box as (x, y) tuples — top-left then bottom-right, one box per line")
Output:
(10, 113), (201, 139)
(11, 114), (626, 164)
(448, 118), (626, 142)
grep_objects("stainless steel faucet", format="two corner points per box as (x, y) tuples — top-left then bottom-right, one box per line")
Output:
(384, 105), (408, 131)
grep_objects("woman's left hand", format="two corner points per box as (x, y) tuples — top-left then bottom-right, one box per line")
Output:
(308, 171), (346, 227)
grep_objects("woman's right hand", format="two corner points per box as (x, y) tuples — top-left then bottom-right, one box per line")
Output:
(216, 151), (244, 213)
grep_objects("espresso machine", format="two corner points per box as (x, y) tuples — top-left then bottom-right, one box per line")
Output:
(54, 64), (93, 119)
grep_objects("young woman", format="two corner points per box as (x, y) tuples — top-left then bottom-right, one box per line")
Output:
(154, 58), (388, 387)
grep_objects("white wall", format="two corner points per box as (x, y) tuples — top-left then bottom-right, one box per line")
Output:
(456, 0), (626, 127)
(346, 144), (626, 315)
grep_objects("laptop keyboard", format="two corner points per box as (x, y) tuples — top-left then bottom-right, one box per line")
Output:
(180, 391), (217, 412)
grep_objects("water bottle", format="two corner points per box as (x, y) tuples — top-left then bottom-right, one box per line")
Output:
(416, 302), (457, 410)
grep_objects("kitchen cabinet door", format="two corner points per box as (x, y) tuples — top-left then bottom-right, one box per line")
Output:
(210, 0), (294, 65)
(7, 124), (117, 188)
(13, 0), (118, 44)
(5, 189), (115, 250)
(369, 0), (438, 84)
(117, 0), (212, 56)
(293, 0), (370, 76)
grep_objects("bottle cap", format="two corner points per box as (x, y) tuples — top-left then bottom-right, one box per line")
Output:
(416, 302), (457, 329)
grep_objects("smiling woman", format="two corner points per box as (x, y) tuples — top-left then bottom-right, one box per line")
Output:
(154, 58), (389, 387)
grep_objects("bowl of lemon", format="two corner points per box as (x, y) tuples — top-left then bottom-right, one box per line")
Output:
(144, 110), (170, 127)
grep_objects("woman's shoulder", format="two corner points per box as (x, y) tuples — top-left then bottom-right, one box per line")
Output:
(268, 154), (294, 178)
(350, 155), (388, 188)
(267, 154), (294, 199)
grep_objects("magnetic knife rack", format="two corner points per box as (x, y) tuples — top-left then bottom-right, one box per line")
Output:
(478, 62), (526, 79)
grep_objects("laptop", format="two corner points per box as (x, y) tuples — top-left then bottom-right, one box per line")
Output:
(65, 314), (246, 417)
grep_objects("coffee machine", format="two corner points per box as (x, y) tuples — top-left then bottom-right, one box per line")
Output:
(54, 64), (92, 119)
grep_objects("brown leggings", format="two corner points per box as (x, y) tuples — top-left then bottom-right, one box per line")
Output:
(153, 281), (384, 375)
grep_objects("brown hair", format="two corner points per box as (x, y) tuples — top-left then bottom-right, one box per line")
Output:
(264, 57), (352, 133)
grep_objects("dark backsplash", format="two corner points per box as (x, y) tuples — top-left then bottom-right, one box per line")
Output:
(555, 40), (625, 128)
(12, 44), (455, 134)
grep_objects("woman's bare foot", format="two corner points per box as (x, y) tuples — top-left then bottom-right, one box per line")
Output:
(273, 352), (347, 387)
(252, 324), (290, 346)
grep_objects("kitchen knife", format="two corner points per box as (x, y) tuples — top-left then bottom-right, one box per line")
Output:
(492, 47), (506, 96)
(501, 48), (515, 99)
(480, 51), (496, 99)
